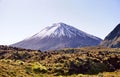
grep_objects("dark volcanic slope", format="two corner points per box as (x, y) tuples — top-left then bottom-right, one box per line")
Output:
(101, 23), (120, 47)
(11, 22), (102, 51)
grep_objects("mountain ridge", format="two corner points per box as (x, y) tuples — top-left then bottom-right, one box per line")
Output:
(101, 23), (120, 47)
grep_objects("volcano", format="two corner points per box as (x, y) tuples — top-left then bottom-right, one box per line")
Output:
(11, 22), (102, 51)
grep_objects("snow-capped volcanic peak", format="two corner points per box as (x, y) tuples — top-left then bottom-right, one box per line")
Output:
(31, 23), (78, 38)
(30, 22), (100, 40)
(12, 22), (102, 51)
(39, 22), (74, 37)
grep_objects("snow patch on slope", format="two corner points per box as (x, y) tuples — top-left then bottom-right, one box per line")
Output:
(26, 22), (100, 40)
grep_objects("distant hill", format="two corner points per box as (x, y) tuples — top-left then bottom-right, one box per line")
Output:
(11, 22), (102, 51)
(101, 24), (120, 47)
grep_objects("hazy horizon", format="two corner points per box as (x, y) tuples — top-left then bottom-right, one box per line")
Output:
(0, 0), (120, 45)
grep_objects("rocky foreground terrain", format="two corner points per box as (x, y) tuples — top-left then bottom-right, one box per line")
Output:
(0, 45), (120, 77)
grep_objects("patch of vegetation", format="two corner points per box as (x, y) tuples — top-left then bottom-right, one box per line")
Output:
(0, 45), (120, 77)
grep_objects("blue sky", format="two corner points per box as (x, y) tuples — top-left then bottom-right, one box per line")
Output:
(0, 0), (120, 45)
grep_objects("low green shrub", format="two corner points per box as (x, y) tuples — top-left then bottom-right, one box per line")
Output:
(32, 62), (47, 73)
